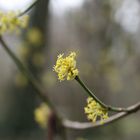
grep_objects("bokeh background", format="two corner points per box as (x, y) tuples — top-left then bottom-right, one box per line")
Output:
(0, 0), (140, 140)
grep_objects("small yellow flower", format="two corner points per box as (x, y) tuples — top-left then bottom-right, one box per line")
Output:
(0, 11), (29, 34)
(34, 103), (51, 128)
(53, 52), (79, 81)
(84, 97), (108, 124)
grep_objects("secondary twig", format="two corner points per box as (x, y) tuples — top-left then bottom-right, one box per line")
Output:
(18, 0), (38, 17)
(62, 101), (140, 129)
(75, 76), (129, 112)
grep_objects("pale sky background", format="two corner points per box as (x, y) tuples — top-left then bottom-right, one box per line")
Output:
(0, 0), (32, 10)
(50, 0), (84, 14)
(0, 0), (139, 33)
(115, 0), (140, 33)
(0, 0), (84, 13)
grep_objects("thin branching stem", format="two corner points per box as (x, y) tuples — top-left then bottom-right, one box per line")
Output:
(62, 101), (140, 129)
(75, 76), (129, 112)
(18, 0), (38, 17)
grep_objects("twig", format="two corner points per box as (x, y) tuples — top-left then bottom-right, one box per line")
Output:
(62, 101), (140, 129)
(75, 76), (129, 112)
(18, 0), (38, 17)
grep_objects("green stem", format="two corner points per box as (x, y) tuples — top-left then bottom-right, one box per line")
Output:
(18, 0), (38, 17)
(75, 76), (129, 112)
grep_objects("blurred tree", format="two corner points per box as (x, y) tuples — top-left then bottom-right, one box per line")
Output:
(0, 0), (50, 139)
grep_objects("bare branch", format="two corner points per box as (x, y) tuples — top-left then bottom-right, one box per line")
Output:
(62, 101), (140, 130)
(18, 0), (38, 17)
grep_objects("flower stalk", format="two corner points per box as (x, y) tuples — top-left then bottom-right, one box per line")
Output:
(75, 76), (129, 112)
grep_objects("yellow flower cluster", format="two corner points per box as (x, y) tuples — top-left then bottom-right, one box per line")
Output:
(0, 11), (29, 34)
(53, 52), (79, 81)
(84, 97), (108, 124)
(34, 103), (50, 128)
